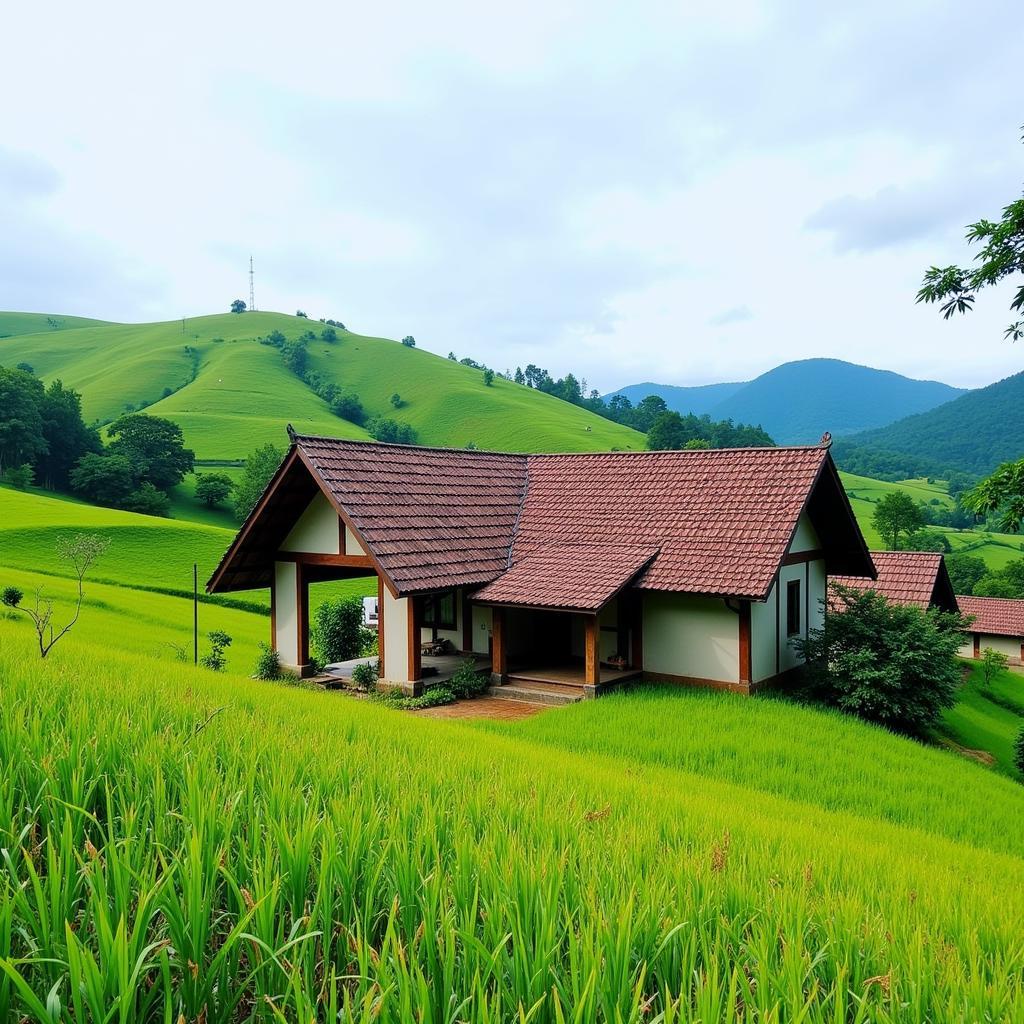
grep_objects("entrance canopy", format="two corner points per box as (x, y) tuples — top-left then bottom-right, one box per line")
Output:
(474, 543), (658, 613)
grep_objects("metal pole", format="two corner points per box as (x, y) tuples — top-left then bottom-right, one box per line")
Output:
(193, 563), (198, 664)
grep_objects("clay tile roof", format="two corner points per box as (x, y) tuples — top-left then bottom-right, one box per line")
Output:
(832, 551), (957, 611)
(209, 435), (873, 599)
(956, 595), (1024, 638)
(474, 543), (659, 612)
(296, 436), (527, 593)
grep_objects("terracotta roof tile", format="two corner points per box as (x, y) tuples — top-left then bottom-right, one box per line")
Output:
(956, 596), (1024, 638)
(832, 551), (951, 610)
(474, 543), (659, 611)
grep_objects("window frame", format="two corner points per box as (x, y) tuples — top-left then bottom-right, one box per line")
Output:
(786, 579), (801, 637)
(422, 589), (458, 631)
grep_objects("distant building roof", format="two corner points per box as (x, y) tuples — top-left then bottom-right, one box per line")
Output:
(832, 551), (958, 612)
(957, 595), (1024, 638)
(209, 435), (873, 603)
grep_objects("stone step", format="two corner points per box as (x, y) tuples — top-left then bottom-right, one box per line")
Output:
(485, 684), (583, 707)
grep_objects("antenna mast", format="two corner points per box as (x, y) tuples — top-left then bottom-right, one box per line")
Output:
(249, 255), (256, 312)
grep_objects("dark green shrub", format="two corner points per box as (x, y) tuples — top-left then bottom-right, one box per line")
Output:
(1015, 729), (1024, 777)
(312, 597), (365, 663)
(351, 660), (378, 691)
(199, 630), (232, 671)
(2, 586), (23, 608)
(5, 463), (32, 489)
(448, 657), (487, 699)
(253, 643), (282, 680)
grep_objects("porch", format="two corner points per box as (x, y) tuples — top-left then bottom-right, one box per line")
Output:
(323, 652), (491, 686)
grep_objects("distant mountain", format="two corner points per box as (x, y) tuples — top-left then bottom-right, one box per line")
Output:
(606, 358), (967, 445)
(834, 370), (1024, 478)
(605, 380), (745, 415)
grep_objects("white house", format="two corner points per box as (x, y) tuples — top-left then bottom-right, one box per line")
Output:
(208, 432), (873, 697)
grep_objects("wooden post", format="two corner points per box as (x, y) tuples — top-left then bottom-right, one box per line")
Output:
(491, 607), (507, 683)
(462, 590), (473, 654)
(584, 614), (599, 687)
(407, 595), (422, 685)
(738, 600), (752, 687)
(973, 633), (980, 659)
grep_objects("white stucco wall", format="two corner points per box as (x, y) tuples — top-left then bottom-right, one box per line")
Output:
(344, 524), (367, 556)
(381, 588), (411, 681)
(281, 492), (339, 554)
(962, 633), (1023, 663)
(750, 588), (777, 684)
(273, 561), (299, 668)
(643, 593), (739, 683)
(750, 559), (825, 684)
(789, 511), (820, 553)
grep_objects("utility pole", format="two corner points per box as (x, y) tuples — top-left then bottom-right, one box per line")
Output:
(249, 255), (256, 312)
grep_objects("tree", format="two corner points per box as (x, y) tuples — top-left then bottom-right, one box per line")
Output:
(233, 443), (283, 521)
(389, 393), (403, 408)
(230, 299), (246, 313)
(482, 368), (495, 387)
(16, 362), (34, 374)
(107, 414), (194, 491)
(10, 533), (110, 658)
(514, 367), (525, 385)
(70, 452), (135, 505)
(311, 596), (366, 663)
(366, 417), (417, 445)
(796, 586), (967, 734)
(296, 309), (308, 318)
(124, 482), (171, 517)
(401, 336), (416, 348)
(972, 558), (1024, 599)
(871, 491), (925, 550)
(199, 630), (233, 671)
(917, 128), (1024, 342)
(321, 326), (337, 343)
(647, 412), (689, 451)
(0, 366), (48, 474)
(330, 393), (365, 425)
(36, 380), (101, 490)
(4, 463), (32, 489)
(945, 553), (988, 595)
(684, 438), (712, 450)
(980, 646), (1009, 686)
(897, 528), (951, 553)
(962, 458), (1024, 533)
(1015, 729), (1024, 777)
(195, 472), (234, 508)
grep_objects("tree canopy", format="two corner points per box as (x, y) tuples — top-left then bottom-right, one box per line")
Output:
(106, 414), (195, 491)
(871, 490), (925, 550)
(233, 443), (284, 521)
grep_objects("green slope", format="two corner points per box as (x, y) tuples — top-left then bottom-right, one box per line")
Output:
(0, 310), (644, 459)
(0, 310), (112, 338)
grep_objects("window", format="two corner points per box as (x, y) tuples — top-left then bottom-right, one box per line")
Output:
(786, 579), (801, 637)
(422, 589), (457, 630)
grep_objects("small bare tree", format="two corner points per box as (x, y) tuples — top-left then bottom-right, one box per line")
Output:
(3, 533), (109, 658)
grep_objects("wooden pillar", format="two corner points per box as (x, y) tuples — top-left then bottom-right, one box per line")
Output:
(973, 633), (980, 659)
(407, 595), (422, 683)
(491, 607), (507, 683)
(462, 590), (473, 654)
(584, 614), (600, 687)
(296, 562), (311, 675)
(738, 600), (752, 687)
(377, 575), (385, 678)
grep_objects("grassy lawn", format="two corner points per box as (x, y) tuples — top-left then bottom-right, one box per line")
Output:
(1, 623), (1023, 1020)
(939, 662), (1024, 778)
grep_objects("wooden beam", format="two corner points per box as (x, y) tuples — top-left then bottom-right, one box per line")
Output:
(407, 595), (422, 682)
(739, 600), (752, 685)
(491, 607), (507, 682)
(462, 589), (473, 654)
(338, 517), (346, 555)
(377, 575), (385, 678)
(973, 633), (980, 659)
(781, 548), (825, 567)
(584, 614), (599, 686)
(275, 552), (373, 568)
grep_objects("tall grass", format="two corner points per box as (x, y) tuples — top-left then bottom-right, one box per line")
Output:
(1, 625), (1023, 1021)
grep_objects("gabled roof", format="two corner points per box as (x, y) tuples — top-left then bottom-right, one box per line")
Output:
(474, 543), (659, 612)
(209, 434), (873, 600)
(957, 595), (1024, 638)
(831, 551), (959, 612)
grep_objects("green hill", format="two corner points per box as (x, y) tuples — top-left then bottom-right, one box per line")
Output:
(0, 310), (112, 338)
(835, 370), (1024, 477)
(0, 310), (644, 459)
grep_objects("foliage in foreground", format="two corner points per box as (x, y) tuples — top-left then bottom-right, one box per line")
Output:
(796, 586), (967, 733)
(1, 628), (1023, 1022)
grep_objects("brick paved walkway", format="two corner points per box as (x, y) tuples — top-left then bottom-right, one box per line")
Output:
(412, 696), (548, 720)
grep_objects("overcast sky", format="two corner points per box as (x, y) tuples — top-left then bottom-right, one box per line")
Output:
(2, 0), (1021, 391)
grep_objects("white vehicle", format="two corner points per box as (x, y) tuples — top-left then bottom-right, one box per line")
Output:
(362, 595), (379, 629)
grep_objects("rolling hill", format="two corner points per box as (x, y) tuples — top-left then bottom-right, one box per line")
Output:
(0, 311), (644, 459)
(835, 369), (1024, 477)
(607, 358), (966, 444)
